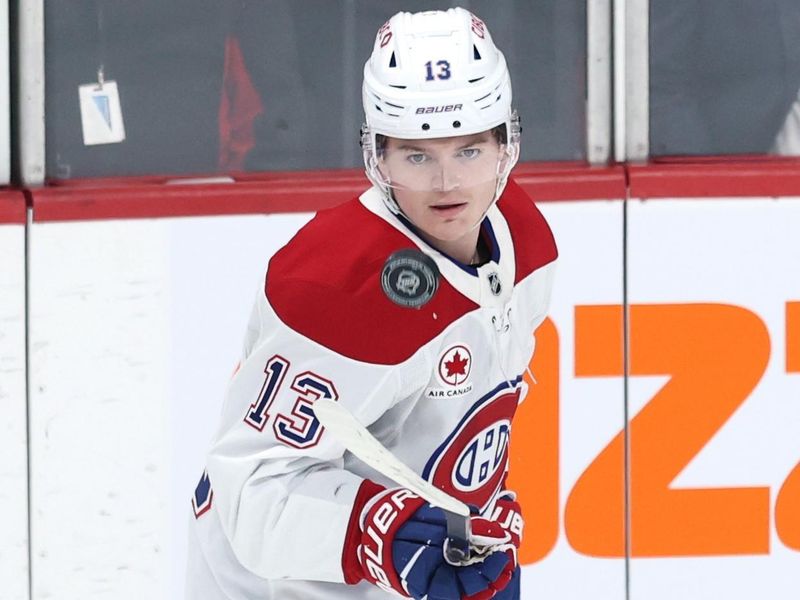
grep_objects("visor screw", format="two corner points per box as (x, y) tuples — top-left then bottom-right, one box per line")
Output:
(453, 120), (461, 128)
(422, 123), (430, 131)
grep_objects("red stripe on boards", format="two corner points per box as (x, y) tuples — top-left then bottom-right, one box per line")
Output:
(21, 158), (800, 223)
(0, 191), (26, 224)
(629, 157), (800, 199)
(29, 163), (626, 223)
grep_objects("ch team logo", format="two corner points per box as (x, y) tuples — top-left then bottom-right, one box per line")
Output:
(438, 345), (472, 386)
(453, 420), (510, 492)
(424, 385), (520, 510)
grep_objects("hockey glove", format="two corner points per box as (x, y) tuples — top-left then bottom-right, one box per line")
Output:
(348, 485), (516, 600)
(485, 491), (523, 557)
(493, 565), (521, 600)
(480, 492), (523, 600)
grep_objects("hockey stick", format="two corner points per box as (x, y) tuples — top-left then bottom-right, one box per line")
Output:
(312, 397), (471, 563)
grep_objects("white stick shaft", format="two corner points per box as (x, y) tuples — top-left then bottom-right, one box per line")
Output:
(312, 398), (470, 518)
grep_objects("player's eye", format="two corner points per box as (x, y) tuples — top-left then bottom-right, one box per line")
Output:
(458, 147), (481, 159)
(406, 153), (429, 165)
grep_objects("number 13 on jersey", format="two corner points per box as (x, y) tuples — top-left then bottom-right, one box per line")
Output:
(244, 354), (339, 449)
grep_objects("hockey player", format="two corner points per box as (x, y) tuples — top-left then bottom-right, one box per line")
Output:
(186, 8), (557, 600)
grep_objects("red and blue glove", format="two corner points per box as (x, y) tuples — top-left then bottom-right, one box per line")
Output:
(485, 491), (523, 559)
(484, 492), (523, 600)
(343, 483), (523, 600)
(493, 566), (521, 600)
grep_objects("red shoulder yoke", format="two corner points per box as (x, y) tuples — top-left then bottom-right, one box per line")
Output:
(266, 182), (556, 364)
(497, 179), (559, 283)
(265, 198), (477, 364)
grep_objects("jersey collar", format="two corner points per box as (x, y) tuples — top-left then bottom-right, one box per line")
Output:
(359, 187), (516, 307)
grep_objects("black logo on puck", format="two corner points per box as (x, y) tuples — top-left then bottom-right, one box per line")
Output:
(381, 249), (440, 308)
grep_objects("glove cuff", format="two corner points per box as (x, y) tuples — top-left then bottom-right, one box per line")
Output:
(342, 479), (386, 585)
(358, 488), (426, 596)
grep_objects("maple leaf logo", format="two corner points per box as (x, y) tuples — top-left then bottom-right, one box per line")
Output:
(437, 345), (473, 387)
(445, 351), (469, 378)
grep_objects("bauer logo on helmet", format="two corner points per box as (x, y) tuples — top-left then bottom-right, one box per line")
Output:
(415, 104), (463, 114)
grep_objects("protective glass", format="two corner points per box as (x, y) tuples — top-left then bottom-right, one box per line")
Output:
(375, 134), (512, 193)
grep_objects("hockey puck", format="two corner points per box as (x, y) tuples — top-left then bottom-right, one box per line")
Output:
(381, 248), (440, 309)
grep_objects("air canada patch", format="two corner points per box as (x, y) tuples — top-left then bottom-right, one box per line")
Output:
(381, 248), (439, 309)
(427, 344), (474, 398)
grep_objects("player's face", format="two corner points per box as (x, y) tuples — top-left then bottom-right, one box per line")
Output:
(380, 132), (503, 260)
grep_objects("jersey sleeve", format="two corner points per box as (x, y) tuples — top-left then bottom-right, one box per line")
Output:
(204, 285), (427, 583)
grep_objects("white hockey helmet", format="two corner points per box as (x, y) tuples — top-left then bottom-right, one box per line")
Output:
(361, 8), (520, 212)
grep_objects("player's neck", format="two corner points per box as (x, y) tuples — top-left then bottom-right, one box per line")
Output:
(423, 229), (483, 266)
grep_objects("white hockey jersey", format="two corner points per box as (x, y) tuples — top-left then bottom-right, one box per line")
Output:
(185, 179), (557, 599)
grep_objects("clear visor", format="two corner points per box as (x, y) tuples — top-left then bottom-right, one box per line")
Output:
(373, 133), (511, 193)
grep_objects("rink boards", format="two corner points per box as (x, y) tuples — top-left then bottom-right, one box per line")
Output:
(2, 175), (799, 599)
(0, 192), (28, 600)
